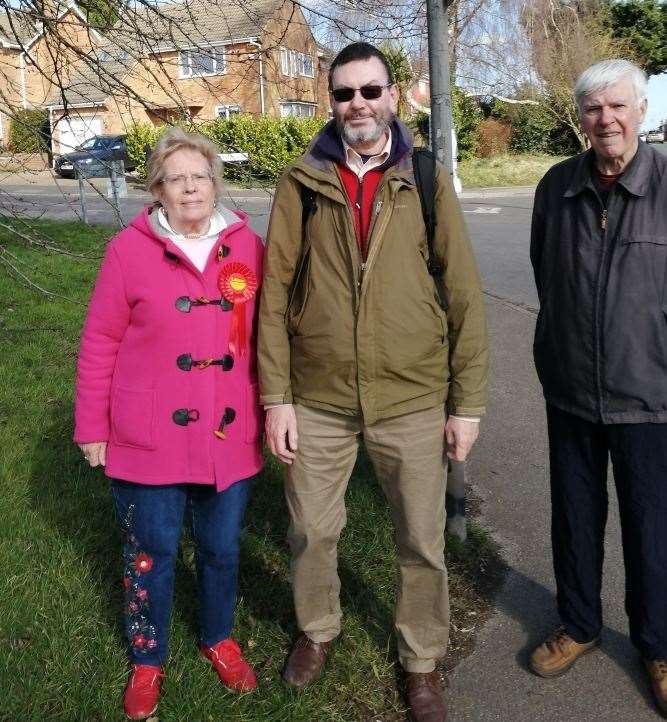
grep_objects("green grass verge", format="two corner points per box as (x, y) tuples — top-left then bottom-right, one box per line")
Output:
(459, 153), (568, 188)
(0, 217), (505, 721)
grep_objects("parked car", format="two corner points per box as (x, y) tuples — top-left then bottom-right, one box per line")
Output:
(646, 129), (665, 144)
(54, 135), (134, 178)
(639, 132), (647, 143)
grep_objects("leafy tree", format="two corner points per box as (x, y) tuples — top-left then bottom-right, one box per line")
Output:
(605, 0), (667, 76)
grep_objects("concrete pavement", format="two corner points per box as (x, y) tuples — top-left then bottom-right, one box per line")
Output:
(447, 295), (661, 717)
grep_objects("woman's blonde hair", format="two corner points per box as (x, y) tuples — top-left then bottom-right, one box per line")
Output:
(146, 127), (224, 202)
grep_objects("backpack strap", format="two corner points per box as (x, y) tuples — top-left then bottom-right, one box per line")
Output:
(412, 147), (441, 277)
(301, 184), (317, 230)
(286, 183), (317, 316)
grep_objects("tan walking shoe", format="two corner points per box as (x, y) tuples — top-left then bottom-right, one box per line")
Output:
(529, 626), (599, 678)
(644, 659), (667, 717)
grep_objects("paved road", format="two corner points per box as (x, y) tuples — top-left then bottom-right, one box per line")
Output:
(1, 157), (663, 721)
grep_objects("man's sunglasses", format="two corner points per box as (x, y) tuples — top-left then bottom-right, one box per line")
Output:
(330, 84), (392, 103)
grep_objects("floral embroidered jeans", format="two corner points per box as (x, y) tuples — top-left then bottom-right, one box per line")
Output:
(110, 477), (253, 666)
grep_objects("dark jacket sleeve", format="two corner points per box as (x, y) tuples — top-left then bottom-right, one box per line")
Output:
(530, 175), (548, 302)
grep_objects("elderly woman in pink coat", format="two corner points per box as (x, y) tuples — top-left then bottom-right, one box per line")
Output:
(74, 128), (263, 719)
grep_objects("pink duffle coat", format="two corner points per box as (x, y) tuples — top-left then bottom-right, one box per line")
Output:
(74, 207), (264, 491)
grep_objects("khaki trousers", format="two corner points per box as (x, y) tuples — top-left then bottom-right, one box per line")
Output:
(285, 403), (449, 673)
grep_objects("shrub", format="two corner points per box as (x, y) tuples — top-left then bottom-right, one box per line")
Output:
(8, 109), (49, 153)
(407, 90), (483, 161)
(475, 118), (511, 158)
(126, 115), (328, 183)
(492, 96), (580, 157)
(452, 88), (483, 161)
(125, 123), (166, 178)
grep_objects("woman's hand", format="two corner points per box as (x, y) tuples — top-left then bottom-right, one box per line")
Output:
(78, 442), (107, 467)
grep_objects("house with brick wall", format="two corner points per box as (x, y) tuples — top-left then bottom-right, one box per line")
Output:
(0, 0), (331, 154)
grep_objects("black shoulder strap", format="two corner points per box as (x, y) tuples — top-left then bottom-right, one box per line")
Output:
(300, 184), (317, 229)
(288, 184), (316, 303)
(412, 147), (441, 277)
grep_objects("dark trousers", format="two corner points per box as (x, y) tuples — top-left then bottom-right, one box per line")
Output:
(111, 477), (252, 666)
(546, 405), (667, 660)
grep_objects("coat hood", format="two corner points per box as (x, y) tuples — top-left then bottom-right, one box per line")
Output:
(309, 118), (414, 169)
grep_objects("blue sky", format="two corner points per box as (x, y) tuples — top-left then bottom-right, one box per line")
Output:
(643, 73), (667, 131)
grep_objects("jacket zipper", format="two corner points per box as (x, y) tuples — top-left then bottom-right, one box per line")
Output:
(360, 184), (399, 294)
(593, 204), (609, 418)
(356, 178), (365, 288)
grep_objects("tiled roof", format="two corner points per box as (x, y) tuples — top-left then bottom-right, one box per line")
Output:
(0, 7), (38, 46)
(46, 0), (290, 107)
(120, 0), (283, 51)
(46, 44), (137, 106)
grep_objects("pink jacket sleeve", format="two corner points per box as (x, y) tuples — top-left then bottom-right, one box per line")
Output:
(74, 244), (131, 443)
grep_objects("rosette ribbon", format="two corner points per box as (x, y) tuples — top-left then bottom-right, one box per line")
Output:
(218, 262), (258, 357)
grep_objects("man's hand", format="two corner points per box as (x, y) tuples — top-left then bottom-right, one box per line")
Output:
(78, 441), (107, 467)
(265, 404), (298, 464)
(445, 417), (479, 462)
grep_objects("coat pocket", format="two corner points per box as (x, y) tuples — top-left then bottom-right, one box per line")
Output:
(110, 387), (156, 450)
(245, 382), (263, 443)
(619, 235), (667, 306)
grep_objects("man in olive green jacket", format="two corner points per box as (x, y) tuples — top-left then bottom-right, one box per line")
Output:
(258, 42), (488, 722)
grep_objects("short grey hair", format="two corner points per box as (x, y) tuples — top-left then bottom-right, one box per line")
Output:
(574, 59), (648, 111)
(147, 127), (224, 201)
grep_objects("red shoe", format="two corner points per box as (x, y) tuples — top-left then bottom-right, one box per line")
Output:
(201, 638), (257, 692)
(123, 664), (163, 720)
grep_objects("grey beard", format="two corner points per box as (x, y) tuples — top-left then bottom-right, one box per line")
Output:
(339, 116), (389, 147)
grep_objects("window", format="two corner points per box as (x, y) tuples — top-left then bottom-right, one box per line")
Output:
(300, 53), (314, 77)
(180, 47), (226, 78)
(280, 102), (316, 118)
(280, 47), (290, 76)
(98, 50), (129, 62)
(216, 105), (241, 120)
(290, 50), (300, 77)
(280, 48), (314, 78)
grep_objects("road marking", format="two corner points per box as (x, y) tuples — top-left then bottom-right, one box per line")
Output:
(463, 206), (502, 214)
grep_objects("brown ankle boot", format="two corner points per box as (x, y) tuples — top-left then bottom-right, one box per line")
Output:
(405, 670), (447, 722)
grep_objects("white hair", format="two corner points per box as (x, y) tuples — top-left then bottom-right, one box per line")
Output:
(574, 59), (648, 111)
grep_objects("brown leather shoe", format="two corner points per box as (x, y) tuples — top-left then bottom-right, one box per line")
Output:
(644, 659), (667, 717)
(529, 626), (599, 678)
(405, 671), (447, 722)
(282, 634), (331, 689)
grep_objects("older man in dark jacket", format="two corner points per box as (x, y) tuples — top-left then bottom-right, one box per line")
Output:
(529, 58), (667, 716)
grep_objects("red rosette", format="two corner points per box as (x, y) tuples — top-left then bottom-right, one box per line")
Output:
(218, 262), (257, 304)
(217, 263), (258, 357)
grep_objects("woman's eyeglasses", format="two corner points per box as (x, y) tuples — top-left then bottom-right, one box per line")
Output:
(161, 172), (213, 188)
(330, 84), (392, 103)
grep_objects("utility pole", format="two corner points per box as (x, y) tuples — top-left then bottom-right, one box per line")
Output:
(426, 0), (454, 177)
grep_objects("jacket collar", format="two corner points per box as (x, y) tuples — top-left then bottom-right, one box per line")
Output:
(308, 118), (413, 169)
(292, 119), (415, 199)
(564, 141), (653, 198)
(133, 205), (247, 244)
